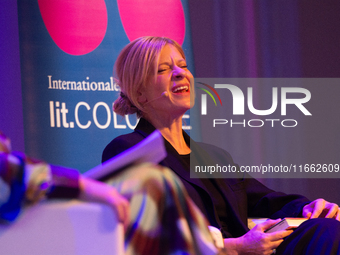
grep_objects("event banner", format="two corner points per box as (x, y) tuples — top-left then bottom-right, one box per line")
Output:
(18, 0), (194, 172)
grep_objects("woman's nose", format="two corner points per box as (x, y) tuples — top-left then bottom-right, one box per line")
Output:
(172, 66), (186, 79)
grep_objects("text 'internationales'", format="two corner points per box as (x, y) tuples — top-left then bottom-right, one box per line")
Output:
(47, 75), (120, 92)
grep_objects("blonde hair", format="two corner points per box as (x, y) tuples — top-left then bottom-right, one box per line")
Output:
(113, 36), (185, 117)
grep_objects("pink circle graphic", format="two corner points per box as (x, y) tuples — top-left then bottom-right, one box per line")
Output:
(117, 0), (186, 45)
(38, 0), (108, 55)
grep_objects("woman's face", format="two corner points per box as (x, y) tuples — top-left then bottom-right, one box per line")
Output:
(138, 44), (194, 117)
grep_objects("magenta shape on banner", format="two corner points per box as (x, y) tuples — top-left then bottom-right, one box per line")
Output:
(117, 0), (185, 45)
(38, 0), (108, 55)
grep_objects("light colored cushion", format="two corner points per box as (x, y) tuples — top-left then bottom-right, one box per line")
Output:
(0, 199), (124, 255)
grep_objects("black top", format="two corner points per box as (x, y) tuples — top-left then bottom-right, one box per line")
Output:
(102, 118), (310, 238)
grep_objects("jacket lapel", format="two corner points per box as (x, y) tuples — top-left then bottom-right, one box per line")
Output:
(134, 118), (249, 234)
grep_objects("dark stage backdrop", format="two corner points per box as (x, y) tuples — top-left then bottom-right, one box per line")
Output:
(1, 0), (340, 204)
(188, 0), (340, 204)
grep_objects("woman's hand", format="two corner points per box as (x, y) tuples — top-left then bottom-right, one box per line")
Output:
(303, 198), (340, 221)
(0, 131), (11, 153)
(79, 176), (130, 230)
(224, 219), (293, 255)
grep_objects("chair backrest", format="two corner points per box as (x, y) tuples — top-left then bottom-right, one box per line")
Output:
(0, 199), (124, 255)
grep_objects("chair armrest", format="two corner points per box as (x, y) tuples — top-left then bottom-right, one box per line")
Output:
(248, 218), (268, 229)
(0, 199), (124, 255)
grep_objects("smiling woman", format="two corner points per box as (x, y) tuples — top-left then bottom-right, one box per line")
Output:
(111, 36), (194, 155)
(102, 36), (340, 255)
(113, 37), (192, 106)
(138, 44), (193, 127)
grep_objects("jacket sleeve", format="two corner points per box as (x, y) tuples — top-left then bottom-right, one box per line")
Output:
(0, 150), (80, 222)
(47, 165), (80, 199)
(245, 178), (310, 218)
(202, 142), (310, 219)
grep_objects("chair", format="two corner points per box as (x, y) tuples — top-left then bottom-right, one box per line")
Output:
(0, 199), (124, 255)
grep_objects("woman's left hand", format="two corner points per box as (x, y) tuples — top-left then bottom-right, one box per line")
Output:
(302, 198), (340, 221)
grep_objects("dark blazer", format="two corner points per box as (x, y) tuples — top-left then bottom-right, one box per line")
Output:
(102, 118), (309, 238)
